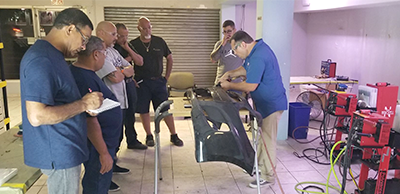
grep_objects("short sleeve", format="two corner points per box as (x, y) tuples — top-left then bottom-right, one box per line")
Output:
(96, 60), (117, 79)
(120, 56), (131, 68)
(22, 57), (56, 105)
(162, 38), (172, 57)
(211, 41), (222, 61)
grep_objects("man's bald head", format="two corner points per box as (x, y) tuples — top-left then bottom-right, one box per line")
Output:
(137, 16), (152, 40)
(96, 21), (115, 36)
(96, 21), (118, 48)
(138, 16), (150, 26)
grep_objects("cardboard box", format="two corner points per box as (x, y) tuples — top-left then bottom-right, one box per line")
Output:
(321, 59), (336, 78)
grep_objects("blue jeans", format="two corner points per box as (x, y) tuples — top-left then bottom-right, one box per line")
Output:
(82, 143), (115, 194)
(41, 165), (81, 194)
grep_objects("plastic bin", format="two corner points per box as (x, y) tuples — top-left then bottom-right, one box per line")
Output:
(288, 102), (311, 139)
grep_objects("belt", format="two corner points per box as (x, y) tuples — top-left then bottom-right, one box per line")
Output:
(125, 77), (134, 83)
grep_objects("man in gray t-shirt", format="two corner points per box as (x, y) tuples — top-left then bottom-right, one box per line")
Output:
(210, 20), (244, 85)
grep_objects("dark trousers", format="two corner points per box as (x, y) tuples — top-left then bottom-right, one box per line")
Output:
(124, 81), (139, 146)
(82, 143), (115, 194)
(115, 81), (140, 154)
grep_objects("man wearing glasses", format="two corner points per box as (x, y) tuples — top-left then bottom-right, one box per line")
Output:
(210, 20), (244, 85)
(20, 8), (103, 194)
(219, 31), (287, 189)
(71, 36), (122, 194)
(95, 21), (136, 192)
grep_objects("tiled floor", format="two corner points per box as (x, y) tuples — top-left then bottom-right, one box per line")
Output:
(8, 94), (367, 194)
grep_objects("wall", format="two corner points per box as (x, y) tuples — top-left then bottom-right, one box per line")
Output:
(220, 4), (236, 38)
(304, 5), (400, 91)
(235, 1), (256, 38)
(290, 13), (308, 76)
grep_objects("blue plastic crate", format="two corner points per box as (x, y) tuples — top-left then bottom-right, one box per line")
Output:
(288, 102), (311, 139)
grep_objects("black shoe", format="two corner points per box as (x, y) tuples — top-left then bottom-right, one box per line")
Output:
(127, 142), (148, 150)
(113, 164), (130, 174)
(170, 134), (184, 146)
(146, 135), (155, 147)
(109, 181), (120, 192)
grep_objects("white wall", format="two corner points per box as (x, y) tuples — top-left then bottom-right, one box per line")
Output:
(235, 1), (256, 38)
(221, 4), (237, 38)
(304, 5), (400, 91)
(294, 0), (400, 13)
(290, 13), (308, 76)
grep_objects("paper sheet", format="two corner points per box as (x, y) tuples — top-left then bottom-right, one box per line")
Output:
(88, 98), (120, 114)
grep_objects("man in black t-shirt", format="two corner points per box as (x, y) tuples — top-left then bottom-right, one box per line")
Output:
(130, 16), (183, 147)
(114, 23), (147, 150)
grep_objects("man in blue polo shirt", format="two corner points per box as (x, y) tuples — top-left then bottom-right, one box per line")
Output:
(219, 30), (287, 188)
(20, 8), (103, 194)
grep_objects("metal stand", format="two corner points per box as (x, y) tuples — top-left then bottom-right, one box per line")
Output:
(250, 115), (261, 194)
(154, 100), (173, 194)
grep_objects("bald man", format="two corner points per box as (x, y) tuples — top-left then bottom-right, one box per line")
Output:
(95, 21), (133, 192)
(130, 16), (183, 147)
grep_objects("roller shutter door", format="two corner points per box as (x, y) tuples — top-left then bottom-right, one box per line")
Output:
(104, 7), (220, 87)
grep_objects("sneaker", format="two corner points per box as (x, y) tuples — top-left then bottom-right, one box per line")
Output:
(243, 169), (261, 175)
(13, 131), (23, 137)
(127, 142), (148, 150)
(113, 164), (130, 174)
(109, 181), (120, 192)
(146, 135), (155, 147)
(170, 134), (184, 146)
(248, 178), (274, 189)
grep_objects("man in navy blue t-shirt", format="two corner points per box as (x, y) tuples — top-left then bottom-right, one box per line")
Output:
(20, 8), (103, 194)
(219, 31), (288, 189)
(70, 36), (123, 194)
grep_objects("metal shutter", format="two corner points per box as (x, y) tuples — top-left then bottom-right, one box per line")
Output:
(104, 7), (220, 87)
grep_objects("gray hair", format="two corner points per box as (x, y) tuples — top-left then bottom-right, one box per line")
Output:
(78, 36), (104, 57)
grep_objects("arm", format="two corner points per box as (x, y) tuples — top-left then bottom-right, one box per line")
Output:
(210, 41), (222, 62)
(26, 92), (103, 127)
(106, 67), (125, 83)
(86, 117), (113, 174)
(124, 56), (133, 63)
(165, 54), (173, 80)
(122, 42), (143, 66)
(218, 66), (247, 83)
(220, 81), (258, 93)
(121, 66), (134, 78)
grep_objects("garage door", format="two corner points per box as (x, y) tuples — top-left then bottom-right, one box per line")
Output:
(104, 7), (220, 87)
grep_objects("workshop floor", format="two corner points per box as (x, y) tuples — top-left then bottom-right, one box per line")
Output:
(6, 94), (375, 194)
